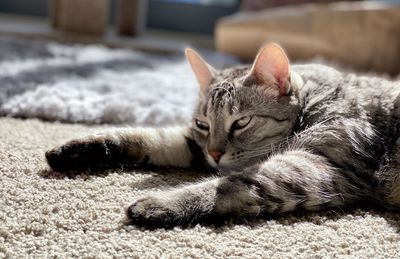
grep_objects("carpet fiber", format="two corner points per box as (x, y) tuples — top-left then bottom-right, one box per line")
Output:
(1, 117), (400, 258)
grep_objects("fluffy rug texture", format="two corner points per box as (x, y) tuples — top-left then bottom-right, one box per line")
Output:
(1, 117), (400, 258)
(0, 36), (237, 125)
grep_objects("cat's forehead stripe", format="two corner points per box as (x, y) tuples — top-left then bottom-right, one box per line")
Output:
(201, 65), (261, 117)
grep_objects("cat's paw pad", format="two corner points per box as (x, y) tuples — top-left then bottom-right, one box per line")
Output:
(125, 196), (179, 229)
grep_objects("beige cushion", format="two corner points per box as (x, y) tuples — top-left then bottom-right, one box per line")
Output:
(215, 2), (400, 74)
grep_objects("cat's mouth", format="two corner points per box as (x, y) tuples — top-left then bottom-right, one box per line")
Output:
(206, 153), (231, 169)
(206, 154), (220, 168)
(206, 154), (242, 171)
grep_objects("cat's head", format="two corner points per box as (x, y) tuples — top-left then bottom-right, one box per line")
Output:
(186, 43), (301, 170)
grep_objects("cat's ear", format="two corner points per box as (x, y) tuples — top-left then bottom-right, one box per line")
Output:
(248, 43), (291, 96)
(185, 48), (216, 92)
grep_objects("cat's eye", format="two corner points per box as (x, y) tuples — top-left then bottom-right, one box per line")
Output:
(195, 119), (209, 131)
(232, 116), (252, 130)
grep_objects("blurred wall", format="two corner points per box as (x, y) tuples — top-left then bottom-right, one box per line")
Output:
(0, 0), (238, 34)
(0, 0), (118, 25)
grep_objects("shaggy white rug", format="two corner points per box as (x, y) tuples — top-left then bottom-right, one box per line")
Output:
(1, 117), (400, 258)
(0, 36), (237, 125)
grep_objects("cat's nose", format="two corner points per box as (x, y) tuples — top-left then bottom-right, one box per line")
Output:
(208, 150), (224, 163)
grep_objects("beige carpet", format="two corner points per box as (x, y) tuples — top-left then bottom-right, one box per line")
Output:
(1, 117), (400, 258)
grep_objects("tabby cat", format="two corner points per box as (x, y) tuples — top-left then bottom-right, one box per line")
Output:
(46, 43), (400, 228)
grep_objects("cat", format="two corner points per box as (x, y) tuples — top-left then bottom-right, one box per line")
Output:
(45, 43), (400, 228)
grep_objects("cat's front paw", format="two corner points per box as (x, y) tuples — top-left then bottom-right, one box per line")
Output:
(45, 135), (122, 172)
(125, 196), (182, 229)
(45, 141), (81, 172)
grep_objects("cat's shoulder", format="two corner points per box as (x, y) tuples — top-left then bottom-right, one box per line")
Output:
(292, 63), (343, 81)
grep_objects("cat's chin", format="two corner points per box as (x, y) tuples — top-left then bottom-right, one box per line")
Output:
(208, 160), (235, 171)
(216, 162), (250, 174)
(206, 159), (232, 173)
(206, 156), (252, 173)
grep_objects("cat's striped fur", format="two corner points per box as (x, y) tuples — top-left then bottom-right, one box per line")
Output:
(46, 44), (400, 228)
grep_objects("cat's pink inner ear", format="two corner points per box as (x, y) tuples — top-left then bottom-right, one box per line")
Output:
(251, 43), (290, 96)
(185, 48), (214, 92)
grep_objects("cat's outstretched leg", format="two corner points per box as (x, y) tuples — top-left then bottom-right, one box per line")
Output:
(46, 127), (205, 172)
(125, 150), (363, 228)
